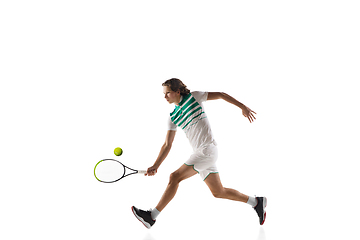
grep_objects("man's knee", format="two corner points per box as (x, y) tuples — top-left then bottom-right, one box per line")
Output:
(211, 189), (225, 198)
(169, 171), (182, 184)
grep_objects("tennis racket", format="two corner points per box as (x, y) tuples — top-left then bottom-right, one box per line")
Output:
(94, 159), (147, 183)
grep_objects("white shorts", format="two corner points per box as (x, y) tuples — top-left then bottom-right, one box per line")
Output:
(185, 141), (218, 181)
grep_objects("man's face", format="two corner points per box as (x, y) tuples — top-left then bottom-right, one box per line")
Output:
(163, 86), (180, 104)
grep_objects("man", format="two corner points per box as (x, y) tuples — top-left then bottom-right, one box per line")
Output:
(132, 78), (267, 228)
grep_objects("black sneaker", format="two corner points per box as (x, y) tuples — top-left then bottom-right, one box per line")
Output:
(131, 206), (156, 229)
(253, 197), (267, 225)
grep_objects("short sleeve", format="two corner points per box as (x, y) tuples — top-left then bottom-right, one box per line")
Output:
(191, 91), (208, 103)
(168, 116), (177, 131)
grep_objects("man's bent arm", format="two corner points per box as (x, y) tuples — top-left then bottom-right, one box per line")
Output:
(207, 92), (257, 123)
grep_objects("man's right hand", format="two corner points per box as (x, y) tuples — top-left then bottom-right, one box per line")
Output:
(145, 166), (158, 176)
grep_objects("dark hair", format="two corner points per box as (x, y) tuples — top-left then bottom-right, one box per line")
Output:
(162, 78), (190, 96)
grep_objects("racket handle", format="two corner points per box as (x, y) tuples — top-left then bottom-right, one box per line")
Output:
(137, 170), (147, 174)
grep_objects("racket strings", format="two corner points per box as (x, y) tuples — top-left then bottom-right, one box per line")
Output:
(94, 160), (125, 183)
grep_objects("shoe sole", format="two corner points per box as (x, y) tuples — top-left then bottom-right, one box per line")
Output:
(131, 206), (152, 229)
(261, 197), (267, 225)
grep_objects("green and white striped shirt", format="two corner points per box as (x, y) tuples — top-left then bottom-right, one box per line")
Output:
(168, 91), (215, 150)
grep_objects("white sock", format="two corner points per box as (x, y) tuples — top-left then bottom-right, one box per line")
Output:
(247, 196), (257, 207)
(151, 208), (160, 220)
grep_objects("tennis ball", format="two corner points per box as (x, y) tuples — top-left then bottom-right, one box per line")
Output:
(114, 147), (123, 156)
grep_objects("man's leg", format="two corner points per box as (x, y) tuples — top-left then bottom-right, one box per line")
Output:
(156, 164), (198, 211)
(204, 172), (249, 202)
(204, 172), (267, 225)
(132, 164), (197, 229)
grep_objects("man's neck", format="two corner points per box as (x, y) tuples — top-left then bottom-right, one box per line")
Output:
(175, 95), (183, 106)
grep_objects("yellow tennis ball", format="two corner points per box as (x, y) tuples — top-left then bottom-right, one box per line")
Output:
(114, 147), (123, 156)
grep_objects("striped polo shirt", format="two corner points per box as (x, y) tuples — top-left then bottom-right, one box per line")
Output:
(168, 91), (215, 150)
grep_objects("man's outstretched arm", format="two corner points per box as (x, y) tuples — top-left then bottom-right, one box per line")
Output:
(146, 130), (176, 176)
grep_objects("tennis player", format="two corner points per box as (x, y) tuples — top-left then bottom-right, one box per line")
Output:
(132, 78), (267, 228)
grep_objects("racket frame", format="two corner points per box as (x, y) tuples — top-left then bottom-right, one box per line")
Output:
(94, 159), (146, 183)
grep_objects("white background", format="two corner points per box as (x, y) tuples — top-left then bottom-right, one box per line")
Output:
(1, 1), (359, 239)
